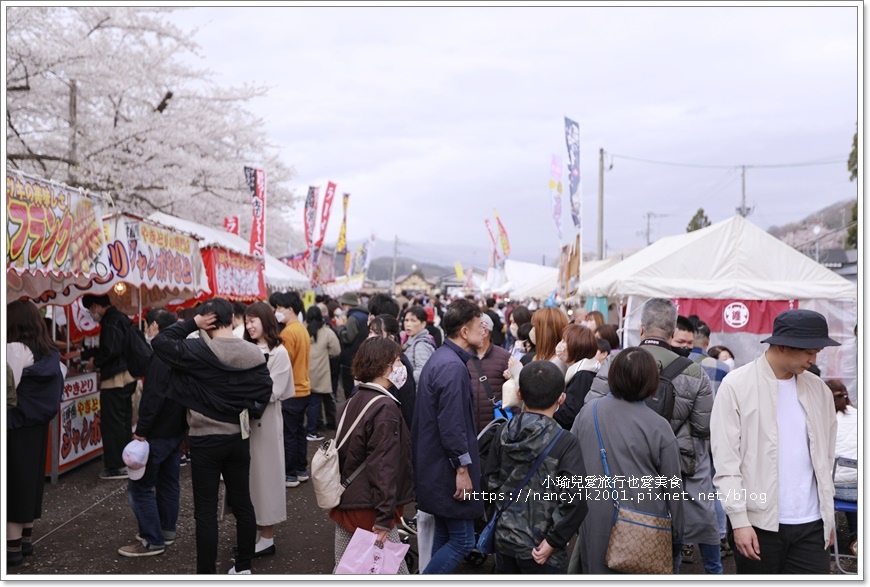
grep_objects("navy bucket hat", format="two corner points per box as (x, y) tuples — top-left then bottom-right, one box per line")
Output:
(761, 309), (841, 349)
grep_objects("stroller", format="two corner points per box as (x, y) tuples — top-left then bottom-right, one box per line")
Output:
(464, 415), (509, 567)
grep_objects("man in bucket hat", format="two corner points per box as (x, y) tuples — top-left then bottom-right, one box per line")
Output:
(711, 309), (840, 574)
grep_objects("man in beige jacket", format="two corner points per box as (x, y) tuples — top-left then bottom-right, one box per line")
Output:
(711, 309), (839, 574)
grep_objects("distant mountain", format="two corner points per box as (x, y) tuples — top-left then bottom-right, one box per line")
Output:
(768, 199), (856, 251)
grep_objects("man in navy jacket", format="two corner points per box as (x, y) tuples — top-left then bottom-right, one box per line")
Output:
(411, 298), (486, 574)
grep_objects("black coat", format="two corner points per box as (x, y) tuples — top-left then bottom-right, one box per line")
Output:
(554, 369), (596, 430)
(151, 320), (273, 424)
(8, 349), (63, 430)
(81, 306), (131, 379)
(134, 354), (187, 439)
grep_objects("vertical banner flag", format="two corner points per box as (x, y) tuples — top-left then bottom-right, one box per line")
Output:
(454, 262), (465, 282)
(564, 117), (581, 229)
(344, 250), (354, 275)
(494, 209), (511, 258)
(549, 155), (563, 242)
(336, 193), (350, 254)
(484, 219), (501, 261)
(363, 235), (376, 273)
(303, 186), (319, 260)
(244, 167), (266, 256)
(314, 181), (337, 256)
(224, 216), (240, 236)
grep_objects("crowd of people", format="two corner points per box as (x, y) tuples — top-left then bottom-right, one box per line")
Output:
(5, 290), (858, 575)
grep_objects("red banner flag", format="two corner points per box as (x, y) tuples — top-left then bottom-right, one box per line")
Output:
(315, 181), (336, 251)
(484, 219), (500, 260)
(494, 209), (511, 257)
(244, 167), (266, 257)
(223, 216), (239, 235)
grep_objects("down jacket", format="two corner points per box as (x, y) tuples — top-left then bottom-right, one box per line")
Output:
(334, 382), (415, 530)
(469, 343), (511, 434)
(584, 340), (713, 476)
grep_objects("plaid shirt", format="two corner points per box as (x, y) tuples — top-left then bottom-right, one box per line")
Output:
(689, 347), (730, 396)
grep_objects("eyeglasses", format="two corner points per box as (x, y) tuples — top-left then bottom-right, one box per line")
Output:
(833, 394), (847, 399)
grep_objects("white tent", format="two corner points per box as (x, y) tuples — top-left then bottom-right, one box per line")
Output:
(149, 212), (310, 291)
(579, 215), (858, 397)
(500, 259), (558, 300)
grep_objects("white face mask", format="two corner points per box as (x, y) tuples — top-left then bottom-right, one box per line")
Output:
(274, 310), (285, 323)
(387, 363), (408, 389)
(555, 340), (567, 360)
(89, 310), (102, 322)
(509, 323), (519, 338)
(723, 358), (735, 369)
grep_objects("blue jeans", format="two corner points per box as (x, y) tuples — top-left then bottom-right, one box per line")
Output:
(282, 396), (310, 475)
(422, 516), (475, 574)
(127, 435), (183, 548)
(675, 543), (722, 575)
(306, 394), (322, 435)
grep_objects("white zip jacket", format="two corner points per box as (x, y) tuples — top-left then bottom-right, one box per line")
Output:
(711, 353), (837, 547)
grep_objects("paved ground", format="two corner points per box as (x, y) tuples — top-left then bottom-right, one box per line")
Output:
(5, 431), (857, 577)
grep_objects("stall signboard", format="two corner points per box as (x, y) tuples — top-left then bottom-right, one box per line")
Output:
(201, 246), (266, 302)
(102, 214), (209, 306)
(46, 372), (103, 476)
(7, 172), (113, 306)
(671, 298), (797, 333)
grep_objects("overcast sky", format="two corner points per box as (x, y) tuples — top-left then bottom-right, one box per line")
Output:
(170, 4), (859, 267)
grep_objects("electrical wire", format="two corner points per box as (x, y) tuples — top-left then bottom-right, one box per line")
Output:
(609, 153), (846, 170)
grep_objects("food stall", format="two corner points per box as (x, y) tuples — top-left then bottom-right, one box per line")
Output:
(6, 171), (114, 482)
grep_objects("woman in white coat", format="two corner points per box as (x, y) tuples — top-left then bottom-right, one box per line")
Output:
(243, 302), (295, 557)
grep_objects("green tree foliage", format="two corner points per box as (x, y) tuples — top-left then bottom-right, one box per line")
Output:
(847, 201), (857, 249)
(686, 208), (711, 232)
(848, 125), (858, 182)
(847, 124), (857, 248)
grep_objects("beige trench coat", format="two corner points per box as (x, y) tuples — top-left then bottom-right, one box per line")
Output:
(249, 342), (295, 526)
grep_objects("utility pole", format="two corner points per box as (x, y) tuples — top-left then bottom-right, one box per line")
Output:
(642, 212), (665, 245)
(390, 235), (398, 294)
(68, 79), (77, 185)
(598, 148), (604, 260)
(736, 165), (753, 217)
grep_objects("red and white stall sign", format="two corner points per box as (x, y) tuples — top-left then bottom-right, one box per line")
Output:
(200, 247), (266, 302)
(671, 299), (797, 333)
(47, 372), (103, 475)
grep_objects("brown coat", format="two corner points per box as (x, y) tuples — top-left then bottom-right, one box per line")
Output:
(335, 383), (415, 529)
(469, 342), (512, 433)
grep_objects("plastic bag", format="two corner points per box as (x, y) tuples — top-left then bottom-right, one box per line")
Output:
(335, 528), (410, 575)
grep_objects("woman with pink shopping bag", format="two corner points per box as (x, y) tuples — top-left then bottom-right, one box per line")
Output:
(329, 337), (415, 574)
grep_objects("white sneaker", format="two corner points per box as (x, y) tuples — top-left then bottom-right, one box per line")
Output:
(228, 566), (252, 575)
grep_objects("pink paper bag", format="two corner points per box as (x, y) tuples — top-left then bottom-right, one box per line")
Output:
(335, 528), (409, 575)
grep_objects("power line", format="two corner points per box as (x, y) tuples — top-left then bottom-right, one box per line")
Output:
(610, 153), (846, 170)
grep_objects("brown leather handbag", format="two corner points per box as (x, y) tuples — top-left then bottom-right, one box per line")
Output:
(593, 399), (673, 574)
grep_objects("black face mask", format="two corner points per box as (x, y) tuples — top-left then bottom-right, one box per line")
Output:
(672, 346), (692, 358)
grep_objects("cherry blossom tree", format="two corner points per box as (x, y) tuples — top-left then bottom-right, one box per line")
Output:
(6, 6), (302, 255)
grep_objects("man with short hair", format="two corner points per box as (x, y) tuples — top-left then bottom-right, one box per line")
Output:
(151, 298), (272, 574)
(468, 313), (511, 433)
(367, 293), (400, 320)
(585, 299), (721, 574)
(81, 294), (138, 480)
(336, 292), (369, 400)
(711, 309), (839, 574)
(118, 308), (187, 558)
(670, 315), (696, 357)
(411, 299), (486, 574)
(688, 320), (731, 395)
(483, 298), (506, 348)
(685, 318), (732, 558)
(270, 291), (311, 487)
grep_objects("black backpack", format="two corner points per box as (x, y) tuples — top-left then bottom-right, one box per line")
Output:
(123, 323), (153, 378)
(644, 356), (694, 430)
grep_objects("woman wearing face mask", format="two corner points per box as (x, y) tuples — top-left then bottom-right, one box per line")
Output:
(553, 324), (599, 430)
(707, 346), (736, 369)
(368, 315), (416, 427)
(507, 306), (532, 359)
(402, 306), (436, 383)
(242, 302), (296, 558)
(329, 337), (415, 574)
